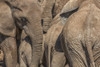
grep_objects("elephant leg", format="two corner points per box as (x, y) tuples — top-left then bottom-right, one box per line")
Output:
(3, 46), (13, 67)
(92, 41), (100, 67)
(19, 52), (27, 67)
(9, 37), (17, 67)
(51, 51), (66, 67)
(1, 37), (17, 67)
(64, 41), (88, 67)
(44, 44), (48, 67)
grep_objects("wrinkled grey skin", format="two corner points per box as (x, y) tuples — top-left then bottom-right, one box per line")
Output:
(61, 0), (100, 67)
(44, 12), (71, 67)
(5, 0), (43, 67)
(43, 1), (78, 66)
(19, 30), (32, 67)
(44, 15), (66, 67)
(0, 1), (17, 67)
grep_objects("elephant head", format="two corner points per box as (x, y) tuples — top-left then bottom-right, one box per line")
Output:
(5, 0), (43, 67)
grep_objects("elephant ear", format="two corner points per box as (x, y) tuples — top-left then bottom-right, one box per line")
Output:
(0, 2), (16, 37)
(60, 0), (84, 14)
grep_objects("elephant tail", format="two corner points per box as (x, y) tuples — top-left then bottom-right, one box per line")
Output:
(86, 41), (95, 67)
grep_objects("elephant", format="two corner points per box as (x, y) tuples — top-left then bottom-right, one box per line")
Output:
(43, 7), (77, 67)
(5, 0), (43, 67)
(19, 30), (44, 67)
(44, 13), (67, 67)
(61, 0), (100, 67)
(41, 0), (73, 33)
(19, 30), (32, 67)
(0, 1), (17, 67)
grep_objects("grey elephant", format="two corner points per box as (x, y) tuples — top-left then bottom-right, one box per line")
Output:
(44, 13), (66, 67)
(61, 0), (100, 67)
(0, 1), (17, 67)
(18, 30), (32, 67)
(43, 7), (77, 67)
(5, 0), (43, 67)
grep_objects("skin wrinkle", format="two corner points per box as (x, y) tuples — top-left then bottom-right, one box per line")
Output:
(61, 0), (100, 67)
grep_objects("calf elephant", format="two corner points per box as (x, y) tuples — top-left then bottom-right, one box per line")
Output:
(44, 13), (67, 67)
(5, 0), (43, 67)
(61, 0), (100, 67)
(0, 1), (17, 67)
(19, 30), (32, 67)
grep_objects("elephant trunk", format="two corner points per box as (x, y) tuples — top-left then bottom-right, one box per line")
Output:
(23, 16), (43, 67)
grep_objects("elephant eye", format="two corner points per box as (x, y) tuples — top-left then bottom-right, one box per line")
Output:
(19, 17), (29, 26)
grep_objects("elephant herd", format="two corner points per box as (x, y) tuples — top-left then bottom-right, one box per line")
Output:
(0, 0), (100, 67)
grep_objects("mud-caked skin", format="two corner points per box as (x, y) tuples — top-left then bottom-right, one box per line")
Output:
(5, 0), (43, 67)
(61, 0), (100, 67)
